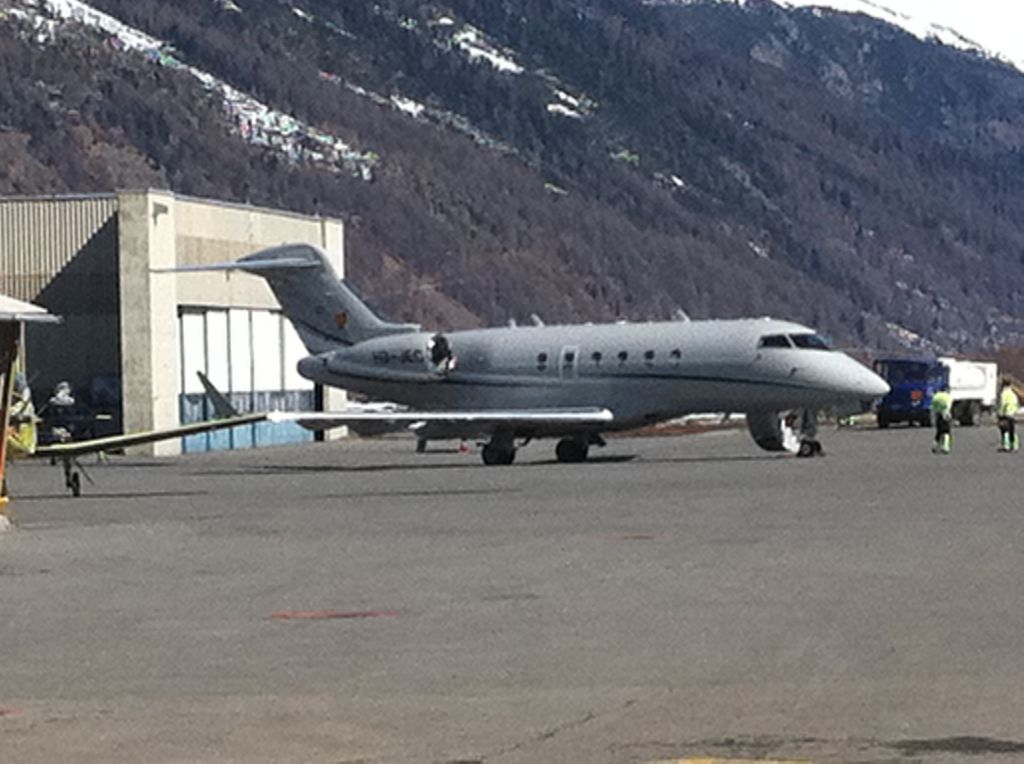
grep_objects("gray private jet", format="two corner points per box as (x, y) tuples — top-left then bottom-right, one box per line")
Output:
(170, 244), (888, 465)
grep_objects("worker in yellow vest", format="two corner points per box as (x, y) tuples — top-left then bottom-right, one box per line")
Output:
(997, 379), (1020, 452)
(930, 385), (953, 454)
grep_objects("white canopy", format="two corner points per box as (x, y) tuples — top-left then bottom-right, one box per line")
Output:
(0, 295), (60, 323)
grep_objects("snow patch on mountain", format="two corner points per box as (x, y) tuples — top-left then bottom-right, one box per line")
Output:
(451, 24), (524, 74)
(783, 0), (1024, 73)
(3, 0), (379, 177)
(697, 0), (1024, 73)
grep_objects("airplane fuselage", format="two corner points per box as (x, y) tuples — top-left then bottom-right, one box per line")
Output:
(296, 318), (886, 435)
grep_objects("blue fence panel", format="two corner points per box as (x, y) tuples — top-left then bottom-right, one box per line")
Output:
(179, 389), (314, 453)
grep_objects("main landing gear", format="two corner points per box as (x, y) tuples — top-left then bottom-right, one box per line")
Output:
(481, 442), (516, 465)
(555, 437), (589, 463)
(481, 433), (516, 465)
(479, 433), (605, 465)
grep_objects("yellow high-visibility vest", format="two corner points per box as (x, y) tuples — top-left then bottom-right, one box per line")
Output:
(999, 387), (1020, 418)
(931, 390), (953, 415)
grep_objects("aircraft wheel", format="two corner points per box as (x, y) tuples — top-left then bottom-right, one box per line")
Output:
(555, 438), (589, 463)
(481, 443), (515, 466)
(797, 440), (822, 458)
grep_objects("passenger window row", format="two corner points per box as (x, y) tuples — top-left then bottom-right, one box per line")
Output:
(536, 349), (683, 370)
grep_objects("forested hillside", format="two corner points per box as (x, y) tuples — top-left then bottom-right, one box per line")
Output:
(2, 0), (1023, 352)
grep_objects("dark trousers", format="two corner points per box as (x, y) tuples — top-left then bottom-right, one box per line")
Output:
(934, 414), (951, 444)
(999, 416), (1016, 443)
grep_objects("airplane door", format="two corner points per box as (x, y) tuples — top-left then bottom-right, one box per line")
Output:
(559, 346), (579, 381)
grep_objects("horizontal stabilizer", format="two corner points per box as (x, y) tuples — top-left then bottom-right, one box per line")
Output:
(154, 258), (319, 274)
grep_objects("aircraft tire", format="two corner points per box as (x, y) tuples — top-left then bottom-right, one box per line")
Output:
(555, 438), (589, 463)
(797, 440), (822, 458)
(481, 443), (515, 466)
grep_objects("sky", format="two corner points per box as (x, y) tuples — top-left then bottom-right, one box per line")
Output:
(778, 0), (1024, 71)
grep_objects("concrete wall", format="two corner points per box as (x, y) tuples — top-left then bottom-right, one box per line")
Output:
(117, 190), (345, 454)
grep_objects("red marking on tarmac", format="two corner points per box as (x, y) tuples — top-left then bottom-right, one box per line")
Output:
(600, 532), (659, 541)
(0, 707), (21, 718)
(270, 609), (398, 621)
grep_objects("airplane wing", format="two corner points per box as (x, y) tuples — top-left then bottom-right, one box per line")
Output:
(35, 414), (266, 458)
(267, 407), (614, 431)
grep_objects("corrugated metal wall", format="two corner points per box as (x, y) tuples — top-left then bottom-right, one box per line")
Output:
(0, 195), (118, 300)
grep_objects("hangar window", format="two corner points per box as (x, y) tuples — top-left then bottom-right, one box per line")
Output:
(758, 335), (792, 348)
(537, 352), (548, 371)
(790, 333), (832, 350)
(617, 350), (629, 365)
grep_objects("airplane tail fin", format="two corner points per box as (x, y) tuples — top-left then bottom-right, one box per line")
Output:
(171, 244), (419, 352)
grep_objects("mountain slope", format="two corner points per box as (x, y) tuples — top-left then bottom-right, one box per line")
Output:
(771, 0), (1024, 73)
(1, 0), (1023, 352)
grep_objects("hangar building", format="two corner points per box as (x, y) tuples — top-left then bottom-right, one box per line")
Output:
(0, 189), (346, 454)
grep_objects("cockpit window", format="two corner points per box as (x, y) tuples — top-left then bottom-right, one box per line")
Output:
(758, 335), (792, 348)
(789, 333), (832, 350)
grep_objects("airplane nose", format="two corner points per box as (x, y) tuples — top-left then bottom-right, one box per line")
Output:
(849, 363), (890, 398)
(866, 372), (890, 398)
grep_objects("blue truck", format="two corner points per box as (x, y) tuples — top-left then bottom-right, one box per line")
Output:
(872, 356), (998, 428)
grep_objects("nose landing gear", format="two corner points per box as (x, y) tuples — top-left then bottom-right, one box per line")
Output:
(794, 409), (825, 458)
(796, 439), (824, 458)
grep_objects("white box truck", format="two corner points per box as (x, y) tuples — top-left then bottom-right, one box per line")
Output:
(938, 357), (998, 425)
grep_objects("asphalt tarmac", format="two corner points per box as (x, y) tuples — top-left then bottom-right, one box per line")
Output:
(1, 424), (1023, 763)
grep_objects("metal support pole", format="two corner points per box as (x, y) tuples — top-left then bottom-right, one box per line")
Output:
(0, 321), (20, 518)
